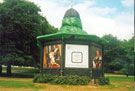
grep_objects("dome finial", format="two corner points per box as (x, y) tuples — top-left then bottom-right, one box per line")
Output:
(70, 0), (73, 8)
(63, 8), (80, 18)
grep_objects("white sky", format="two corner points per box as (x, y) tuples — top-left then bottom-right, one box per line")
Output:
(0, 0), (134, 40)
(29, 0), (134, 40)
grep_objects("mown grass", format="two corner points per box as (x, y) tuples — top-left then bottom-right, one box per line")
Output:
(0, 76), (133, 91)
(109, 76), (134, 82)
(100, 75), (134, 90)
(0, 80), (42, 89)
(0, 66), (134, 91)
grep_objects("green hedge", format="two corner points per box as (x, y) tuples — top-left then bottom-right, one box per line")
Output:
(33, 74), (91, 85)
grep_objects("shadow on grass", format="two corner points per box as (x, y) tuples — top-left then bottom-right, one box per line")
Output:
(0, 66), (40, 78)
(0, 73), (38, 78)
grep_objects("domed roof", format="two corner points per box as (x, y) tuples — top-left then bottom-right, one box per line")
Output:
(59, 8), (88, 34)
(36, 8), (105, 45)
(64, 8), (80, 18)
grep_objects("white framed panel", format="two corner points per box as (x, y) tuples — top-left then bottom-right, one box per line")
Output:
(65, 44), (89, 68)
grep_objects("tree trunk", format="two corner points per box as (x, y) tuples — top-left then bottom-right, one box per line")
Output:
(0, 65), (2, 75)
(7, 65), (12, 76)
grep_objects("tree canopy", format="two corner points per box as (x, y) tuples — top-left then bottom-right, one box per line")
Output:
(102, 34), (134, 75)
(0, 0), (58, 75)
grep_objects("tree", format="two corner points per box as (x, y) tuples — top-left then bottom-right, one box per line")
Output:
(102, 34), (134, 75)
(0, 0), (58, 75)
(120, 37), (134, 75)
(102, 34), (121, 72)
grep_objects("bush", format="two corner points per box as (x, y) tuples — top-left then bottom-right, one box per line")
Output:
(66, 75), (91, 85)
(33, 74), (40, 83)
(98, 77), (110, 85)
(33, 74), (91, 85)
(66, 75), (81, 85)
(118, 68), (127, 75)
(51, 76), (66, 85)
(51, 75), (91, 85)
(118, 66), (134, 76)
(33, 74), (54, 83)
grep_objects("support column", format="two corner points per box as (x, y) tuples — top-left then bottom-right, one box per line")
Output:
(0, 64), (2, 75)
(7, 64), (11, 76)
(40, 44), (44, 74)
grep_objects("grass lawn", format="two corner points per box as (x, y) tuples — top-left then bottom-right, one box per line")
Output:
(0, 66), (134, 91)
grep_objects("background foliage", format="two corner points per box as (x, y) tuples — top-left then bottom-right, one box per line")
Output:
(0, 0), (58, 75)
(102, 34), (134, 75)
(0, 0), (58, 67)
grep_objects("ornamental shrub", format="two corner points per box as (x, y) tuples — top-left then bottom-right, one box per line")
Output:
(33, 74), (91, 85)
(65, 75), (80, 85)
(51, 76), (67, 85)
(51, 75), (91, 85)
(33, 74), (40, 83)
(65, 75), (91, 85)
(118, 68), (127, 75)
(98, 77), (110, 85)
(33, 74), (54, 83)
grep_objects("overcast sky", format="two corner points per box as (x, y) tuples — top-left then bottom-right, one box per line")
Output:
(0, 0), (134, 40)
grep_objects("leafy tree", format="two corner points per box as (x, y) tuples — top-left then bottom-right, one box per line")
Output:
(102, 34), (121, 72)
(102, 34), (134, 75)
(0, 0), (58, 76)
(120, 37), (134, 75)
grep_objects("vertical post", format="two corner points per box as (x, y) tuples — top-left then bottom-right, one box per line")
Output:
(0, 64), (2, 75)
(126, 63), (129, 77)
(94, 78), (96, 85)
(102, 45), (104, 77)
(60, 41), (65, 76)
(40, 44), (43, 74)
(7, 64), (11, 76)
(89, 44), (92, 78)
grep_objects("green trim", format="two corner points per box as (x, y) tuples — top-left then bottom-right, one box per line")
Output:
(37, 33), (106, 45)
(91, 43), (102, 48)
(44, 41), (63, 45)
(64, 39), (90, 45)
